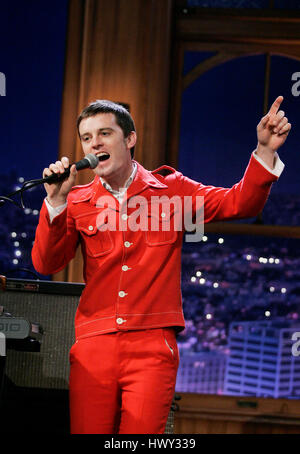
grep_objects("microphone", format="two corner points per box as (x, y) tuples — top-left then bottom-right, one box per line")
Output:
(43, 154), (99, 185)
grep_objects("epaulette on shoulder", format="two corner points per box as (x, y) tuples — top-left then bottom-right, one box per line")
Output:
(151, 165), (176, 177)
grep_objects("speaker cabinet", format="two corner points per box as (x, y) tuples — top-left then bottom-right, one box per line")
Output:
(0, 278), (83, 432)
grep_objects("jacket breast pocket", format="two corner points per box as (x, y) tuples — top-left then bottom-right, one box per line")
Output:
(144, 205), (180, 246)
(76, 216), (113, 257)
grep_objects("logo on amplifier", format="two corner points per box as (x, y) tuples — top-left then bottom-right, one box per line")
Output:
(0, 317), (31, 339)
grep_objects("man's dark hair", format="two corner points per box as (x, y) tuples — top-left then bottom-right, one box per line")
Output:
(77, 100), (136, 158)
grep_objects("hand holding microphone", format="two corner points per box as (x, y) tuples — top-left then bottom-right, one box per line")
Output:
(43, 154), (99, 208)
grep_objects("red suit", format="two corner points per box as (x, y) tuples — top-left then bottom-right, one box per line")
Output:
(31, 153), (280, 433)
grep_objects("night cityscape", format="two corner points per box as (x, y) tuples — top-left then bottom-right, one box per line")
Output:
(176, 232), (300, 398)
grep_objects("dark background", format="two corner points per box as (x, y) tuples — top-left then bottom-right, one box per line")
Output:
(0, 0), (68, 180)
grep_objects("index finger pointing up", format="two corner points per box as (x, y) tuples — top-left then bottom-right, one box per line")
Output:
(268, 95), (284, 116)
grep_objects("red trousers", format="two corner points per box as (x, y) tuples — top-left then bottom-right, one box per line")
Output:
(68, 328), (179, 434)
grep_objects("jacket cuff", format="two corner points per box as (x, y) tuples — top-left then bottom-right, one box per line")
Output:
(44, 197), (67, 223)
(252, 150), (285, 178)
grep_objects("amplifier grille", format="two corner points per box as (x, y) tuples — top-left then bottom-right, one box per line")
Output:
(1, 291), (79, 389)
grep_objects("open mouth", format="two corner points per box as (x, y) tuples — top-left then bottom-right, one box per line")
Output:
(97, 152), (110, 162)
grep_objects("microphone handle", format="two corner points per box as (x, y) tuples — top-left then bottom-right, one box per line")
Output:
(43, 167), (72, 185)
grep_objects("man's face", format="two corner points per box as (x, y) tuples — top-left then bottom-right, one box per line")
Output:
(79, 112), (136, 187)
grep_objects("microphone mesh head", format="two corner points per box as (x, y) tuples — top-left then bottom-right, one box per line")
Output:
(85, 153), (99, 169)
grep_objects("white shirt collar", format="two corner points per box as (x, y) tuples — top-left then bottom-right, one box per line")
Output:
(100, 161), (137, 200)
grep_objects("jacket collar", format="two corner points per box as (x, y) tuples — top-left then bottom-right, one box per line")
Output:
(72, 160), (168, 207)
(126, 160), (168, 198)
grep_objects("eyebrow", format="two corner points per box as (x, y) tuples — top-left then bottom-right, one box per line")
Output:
(80, 127), (115, 138)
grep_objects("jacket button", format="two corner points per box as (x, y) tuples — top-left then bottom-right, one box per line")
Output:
(118, 291), (127, 297)
(116, 317), (125, 325)
(88, 225), (93, 231)
(122, 265), (130, 271)
(124, 241), (132, 248)
(121, 213), (128, 220)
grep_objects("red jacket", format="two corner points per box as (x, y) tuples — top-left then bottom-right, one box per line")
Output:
(32, 156), (278, 340)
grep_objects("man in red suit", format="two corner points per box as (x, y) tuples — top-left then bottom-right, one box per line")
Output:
(32, 96), (290, 434)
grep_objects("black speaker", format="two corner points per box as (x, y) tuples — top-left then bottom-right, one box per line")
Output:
(0, 277), (83, 432)
(0, 277), (176, 433)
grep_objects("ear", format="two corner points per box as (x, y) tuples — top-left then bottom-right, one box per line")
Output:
(126, 131), (137, 150)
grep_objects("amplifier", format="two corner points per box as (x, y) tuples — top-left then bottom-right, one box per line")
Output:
(0, 277), (83, 432)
